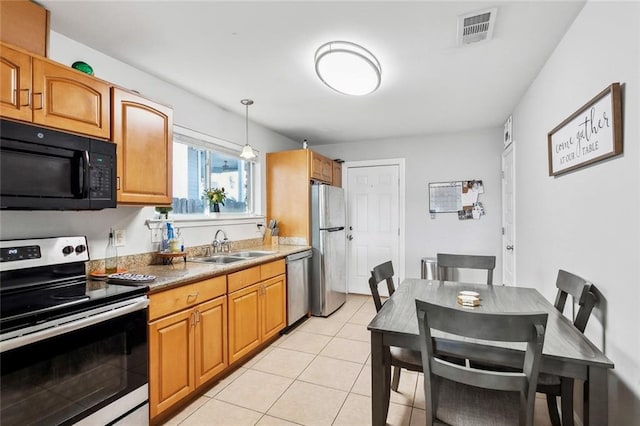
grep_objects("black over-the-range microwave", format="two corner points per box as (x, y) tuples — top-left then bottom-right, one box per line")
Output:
(0, 119), (117, 210)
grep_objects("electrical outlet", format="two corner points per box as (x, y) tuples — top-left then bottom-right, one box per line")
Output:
(151, 228), (163, 243)
(114, 229), (126, 247)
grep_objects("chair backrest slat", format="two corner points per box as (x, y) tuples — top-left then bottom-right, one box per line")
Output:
(554, 269), (599, 333)
(369, 261), (395, 312)
(436, 253), (496, 285)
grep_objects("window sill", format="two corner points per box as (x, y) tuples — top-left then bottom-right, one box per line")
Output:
(145, 214), (265, 229)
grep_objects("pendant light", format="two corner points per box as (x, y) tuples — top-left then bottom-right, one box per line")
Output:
(240, 99), (257, 160)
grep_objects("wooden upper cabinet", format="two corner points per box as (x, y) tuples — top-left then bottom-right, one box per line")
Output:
(310, 151), (333, 183)
(0, 44), (32, 122)
(267, 149), (341, 242)
(0, 0), (49, 57)
(32, 58), (111, 138)
(332, 161), (342, 187)
(112, 87), (173, 205)
(0, 42), (111, 138)
(267, 149), (312, 242)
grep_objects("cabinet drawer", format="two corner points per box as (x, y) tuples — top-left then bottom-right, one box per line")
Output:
(261, 259), (285, 280)
(149, 276), (226, 321)
(227, 266), (261, 293)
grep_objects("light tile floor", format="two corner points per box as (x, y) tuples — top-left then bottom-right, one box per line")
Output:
(163, 294), (554, 426)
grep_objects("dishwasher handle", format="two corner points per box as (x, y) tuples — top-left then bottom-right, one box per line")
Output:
(286, 250), (312, 263)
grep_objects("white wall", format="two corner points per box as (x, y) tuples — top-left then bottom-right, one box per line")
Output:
(512, 1), (640, 422)
(0, 32), (300, 257)
(315, 127), (503, 281)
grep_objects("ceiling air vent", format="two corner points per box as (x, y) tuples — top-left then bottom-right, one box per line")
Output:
(457, 8), (497, 45)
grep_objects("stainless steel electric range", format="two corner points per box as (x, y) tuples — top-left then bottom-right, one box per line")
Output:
(0, 236), (149, 426)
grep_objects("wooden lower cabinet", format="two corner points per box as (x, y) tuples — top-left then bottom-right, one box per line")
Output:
(228, 274), (287, 365)
(149, 282), (227, 419)
(261, 275), (287, 342)
(149, 308), (194, 418)
(195, 297), (228, 386)
(148, 261), (286, 420)
(228, 283), (262, 364)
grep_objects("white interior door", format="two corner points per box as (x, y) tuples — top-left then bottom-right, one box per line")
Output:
(502, 143), (515, 285)
(346, 164), (400, 295)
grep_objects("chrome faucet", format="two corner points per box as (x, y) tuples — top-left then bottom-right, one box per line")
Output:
(212, 229), (230, 253)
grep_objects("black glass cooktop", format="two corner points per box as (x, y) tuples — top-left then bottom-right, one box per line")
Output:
(1, 270), (147, 334)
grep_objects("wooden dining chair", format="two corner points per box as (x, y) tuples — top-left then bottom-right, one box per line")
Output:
(369, 261), (422, 391)
(538, 270), (598, 426)
(436, 253), (496, 285)
(415, 299), (548, 426)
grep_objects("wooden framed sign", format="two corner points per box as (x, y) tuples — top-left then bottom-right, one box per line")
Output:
(548, 82), (622, 176)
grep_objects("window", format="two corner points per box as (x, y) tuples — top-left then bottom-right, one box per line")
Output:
(171, 126), (255, 215)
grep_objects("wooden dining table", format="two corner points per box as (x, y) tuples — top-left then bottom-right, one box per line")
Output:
(367, 278), (615, 426)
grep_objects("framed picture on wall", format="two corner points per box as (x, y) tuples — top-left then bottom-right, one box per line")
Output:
(547, 82), (623, 176)
(503, 115), (513, 148)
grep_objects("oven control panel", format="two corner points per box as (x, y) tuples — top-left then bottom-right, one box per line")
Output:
(0, 236), (89, 271)
(0, 245), (41, 262)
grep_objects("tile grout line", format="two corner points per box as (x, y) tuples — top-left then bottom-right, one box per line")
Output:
(246, 319), (337, 425)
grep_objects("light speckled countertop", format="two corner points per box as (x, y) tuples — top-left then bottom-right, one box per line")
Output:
(127, 244), (310, 294)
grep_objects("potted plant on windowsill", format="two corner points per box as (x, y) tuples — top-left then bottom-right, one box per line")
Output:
(204, 187), (226, 213)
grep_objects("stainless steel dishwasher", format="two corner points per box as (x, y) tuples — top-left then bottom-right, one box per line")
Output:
(285, 250), (312, 329)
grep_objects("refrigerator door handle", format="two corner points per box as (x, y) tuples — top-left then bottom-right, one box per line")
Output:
(325, 227), (345, 232)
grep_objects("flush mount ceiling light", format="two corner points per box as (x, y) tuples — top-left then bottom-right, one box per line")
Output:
(239, 99), (257, 161)
(314, 41), (382, 96)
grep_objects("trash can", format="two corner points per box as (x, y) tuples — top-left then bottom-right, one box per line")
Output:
(421, 257), (438, 280)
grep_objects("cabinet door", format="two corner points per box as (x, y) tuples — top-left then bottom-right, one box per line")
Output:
(149, 309), (195, 418)
(0, 44), (32, 122)
(0, 1), (48, 56)
(310, 151), (333, 183)
(112, 88), (173, 205)
(266, 149), (311, 242)
(194, 296), (228, 387)
(261, 274), (287, 342)
(31, 58), (111, 138)
(228, 283), (261, 365)
(332, 161), (342, 187)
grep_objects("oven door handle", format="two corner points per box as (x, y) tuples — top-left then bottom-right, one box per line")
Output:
(0, 296), (149, 353)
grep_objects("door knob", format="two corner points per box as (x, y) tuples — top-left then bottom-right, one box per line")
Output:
(506, 245), (514, 251)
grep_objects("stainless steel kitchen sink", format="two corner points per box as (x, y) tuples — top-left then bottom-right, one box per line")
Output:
(188, 250), (276, 264)
(231, 250), (277, 258)
(188, 255), (246, 264)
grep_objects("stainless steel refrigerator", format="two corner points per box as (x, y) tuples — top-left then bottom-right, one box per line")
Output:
(310, 184), (347, 316)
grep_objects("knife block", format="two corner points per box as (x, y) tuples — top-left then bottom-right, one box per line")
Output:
(264, 232), (279, 248)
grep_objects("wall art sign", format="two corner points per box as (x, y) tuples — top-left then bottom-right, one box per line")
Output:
(548, 82), (622, 176)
